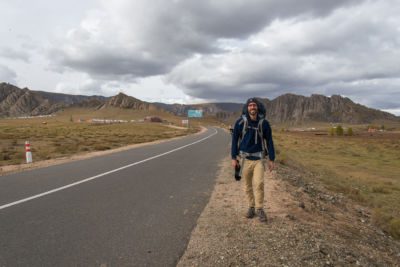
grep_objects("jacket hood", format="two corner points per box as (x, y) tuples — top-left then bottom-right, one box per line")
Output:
(242, 97), (266, 119)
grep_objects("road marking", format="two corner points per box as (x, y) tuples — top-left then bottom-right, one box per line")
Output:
(0, 128), (219, 211)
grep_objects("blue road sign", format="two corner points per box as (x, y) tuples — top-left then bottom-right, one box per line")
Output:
(188, 110), (203, 118)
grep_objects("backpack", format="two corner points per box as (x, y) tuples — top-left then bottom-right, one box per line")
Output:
(235, 98), (268, 157)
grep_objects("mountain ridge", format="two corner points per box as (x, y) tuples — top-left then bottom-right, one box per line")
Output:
(0, 82), (398, 124)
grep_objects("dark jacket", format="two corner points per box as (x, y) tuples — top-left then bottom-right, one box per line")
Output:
(231, 115), (275, 161)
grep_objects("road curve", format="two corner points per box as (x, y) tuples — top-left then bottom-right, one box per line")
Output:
(0, 127), (229, 266)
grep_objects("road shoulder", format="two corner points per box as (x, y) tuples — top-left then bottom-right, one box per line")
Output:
(178, 157), (400, 266)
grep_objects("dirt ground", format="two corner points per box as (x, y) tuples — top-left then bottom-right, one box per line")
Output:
(177, 158), (400, 267)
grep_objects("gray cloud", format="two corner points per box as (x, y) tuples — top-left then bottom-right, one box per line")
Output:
(0, 46), (30, 63)
(165, 0), (400, 113)
(50, 0), (361, 79)
(0, 65), (17, 84)
(180, 0), (361, 38)
(51, 47), (167, 79)
(20, 0), (397, 114)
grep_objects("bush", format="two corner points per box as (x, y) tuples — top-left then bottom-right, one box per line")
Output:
(94, 144), (111, 151)
(2, 153), (11, 161)
(336, 125), (344, 136)
(278, 155), (287, 165)
(329, 127), (335, 136)
(389, 218), (400, 239)
(372, 208), (391, 227)
(371, 186), (390, 194)
(347, 127), (353, 136)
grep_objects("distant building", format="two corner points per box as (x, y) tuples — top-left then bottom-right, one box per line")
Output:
(144, 116), (163, 123)
(90, 118), (128, 124)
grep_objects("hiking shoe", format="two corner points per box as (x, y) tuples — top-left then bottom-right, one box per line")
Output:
(245, 207), (255, 219)
(256, 208), (267, 222)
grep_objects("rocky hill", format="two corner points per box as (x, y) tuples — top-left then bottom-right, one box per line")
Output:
(101, 93), (158, 111)
(0, 83), (61, 117)
(260, 94), (398, 124)
(155, 94), (398, 124)
(1, 82), (398, 123)
(0, 83), (106, 117)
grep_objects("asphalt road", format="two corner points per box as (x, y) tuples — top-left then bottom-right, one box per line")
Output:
(0, 127), (229, 266)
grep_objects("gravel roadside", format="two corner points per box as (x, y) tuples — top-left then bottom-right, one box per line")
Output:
(177, 157), (400, 266)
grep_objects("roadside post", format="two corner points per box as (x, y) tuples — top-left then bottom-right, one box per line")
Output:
(25, 141), (32, 163)
(182, 119), (189, 128)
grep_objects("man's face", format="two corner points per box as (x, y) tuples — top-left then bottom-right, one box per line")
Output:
(247, 102), (258, 116)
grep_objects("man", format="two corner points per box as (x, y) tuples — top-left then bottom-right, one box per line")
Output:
(231, 97), (275, 222)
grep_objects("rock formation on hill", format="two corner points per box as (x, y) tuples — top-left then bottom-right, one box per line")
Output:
(0, 82), (398, 123)
(0, 83), (61, 117)
(260, 94), (398, 124)
(0, 83), (105, 117)
(101, 93), (158, 111)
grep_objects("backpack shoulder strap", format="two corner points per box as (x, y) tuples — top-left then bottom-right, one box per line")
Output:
(257, 119), (268, 157)
(236, 115), (248, 148)
(240, 115), (248, 138)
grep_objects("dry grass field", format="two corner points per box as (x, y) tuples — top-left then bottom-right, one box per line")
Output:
(0, 108), (205, 167)
(274, 123), (400, 239)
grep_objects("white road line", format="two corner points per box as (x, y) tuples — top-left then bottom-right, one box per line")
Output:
(0, 128), (219, 211)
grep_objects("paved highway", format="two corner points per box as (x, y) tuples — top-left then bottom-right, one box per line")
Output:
(0, 127), (229, 266)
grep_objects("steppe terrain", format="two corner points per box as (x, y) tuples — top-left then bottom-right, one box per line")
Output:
(1, 111), (399, 265)
(0, 108), (207, 169)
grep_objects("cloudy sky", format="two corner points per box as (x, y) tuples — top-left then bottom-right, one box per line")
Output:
(1, 0), (399, 115)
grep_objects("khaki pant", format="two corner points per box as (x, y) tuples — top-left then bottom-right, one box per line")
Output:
(242, 159), (265, 209)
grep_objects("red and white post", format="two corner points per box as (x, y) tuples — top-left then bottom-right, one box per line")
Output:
(25, 141), (32, 163)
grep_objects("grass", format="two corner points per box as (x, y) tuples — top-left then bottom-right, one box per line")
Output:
(0, 109), (202, 167)
(274, 124), (400, 239)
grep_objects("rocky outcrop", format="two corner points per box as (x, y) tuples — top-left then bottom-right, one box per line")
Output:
(261, 94), (398, 124)
(0, 83), (59, 117)
(1, 82), (398, 123)
(0, 83), (105, 117)
(101, 93), (157, 111)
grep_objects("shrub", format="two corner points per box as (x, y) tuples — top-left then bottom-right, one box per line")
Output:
(336, 125), (344, 136)
(371, 186), (391, 194)
(347, 127), (353, 136)
(329, 127), (335, 136)
(372, 208), (391, 227)
(389, 218), (400, 239)
(94, 144), (111, 151)
(278, 154), (287, 165)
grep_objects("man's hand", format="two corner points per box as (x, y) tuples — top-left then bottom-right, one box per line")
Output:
(268, 160), (275, 172)
(232, 159), (238, 168)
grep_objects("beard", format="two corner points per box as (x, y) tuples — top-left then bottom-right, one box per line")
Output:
(249, 109), (258, 116)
